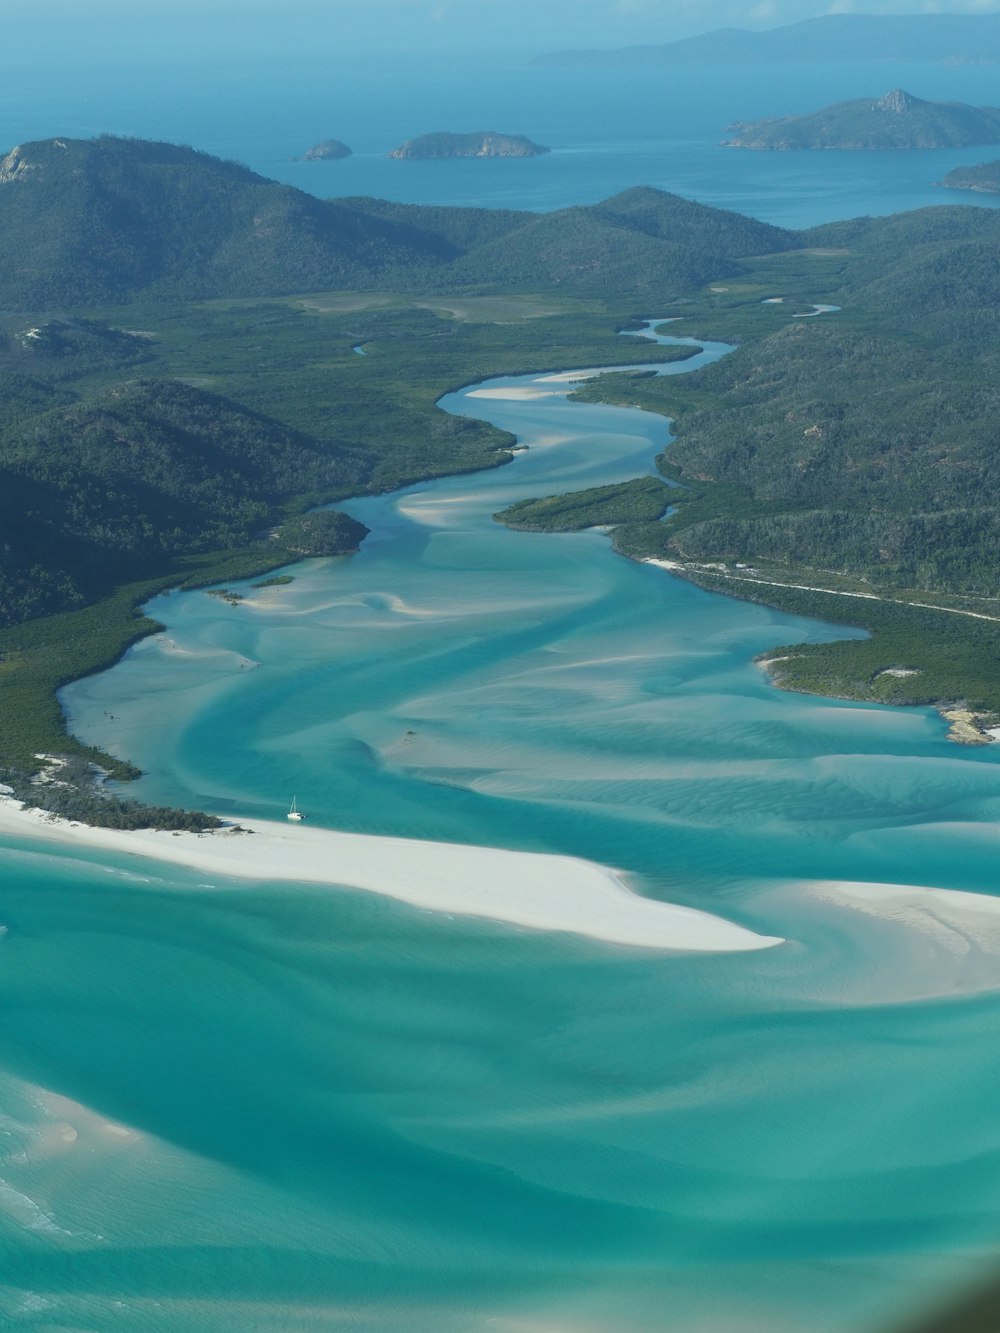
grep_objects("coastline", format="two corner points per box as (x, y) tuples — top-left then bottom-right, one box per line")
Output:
(0, 798), (783, 954)
(642, 557), (1000, 745)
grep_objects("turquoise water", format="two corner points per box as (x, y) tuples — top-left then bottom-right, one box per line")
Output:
(3, 327), (1000, 1329)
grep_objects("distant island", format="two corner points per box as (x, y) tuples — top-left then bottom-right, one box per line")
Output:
(724, 89), (1000, 151)
(388, 132), (549, 160)
(297, 138), (351, 162)
(939, 160), (1000, 193)
(537, 13), (1000, 66)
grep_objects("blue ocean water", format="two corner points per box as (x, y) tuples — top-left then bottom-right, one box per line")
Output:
(4, 51), (1000, 1333)
(4, 53), (1000, 225)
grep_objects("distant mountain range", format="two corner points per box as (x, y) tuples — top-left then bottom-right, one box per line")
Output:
(0, 136), (796, 308)
(724, 89), (1000, 151)
(537, 13), (1000, 66)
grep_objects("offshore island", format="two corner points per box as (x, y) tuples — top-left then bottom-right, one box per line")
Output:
(724, 88), (1000, 150)
(296, 138), (352, 161)
(3, 134), (1000, 832)
(388, 131), (550, 159)
(939, 159), (1000, 193)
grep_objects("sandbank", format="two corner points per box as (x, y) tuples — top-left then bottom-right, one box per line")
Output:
(465, 387), (559, 401)
(0, 798), (781, 953)
(812, 879), (1000, 950)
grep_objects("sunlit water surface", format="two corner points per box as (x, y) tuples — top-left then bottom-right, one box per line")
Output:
(1, 323), (1000, 1331)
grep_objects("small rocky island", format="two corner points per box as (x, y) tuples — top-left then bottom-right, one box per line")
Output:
(388, 131), (550, 160)
(297, 138), (352, 161)
(939, 160), (1000, 193)
(724, 89), (1000, 150)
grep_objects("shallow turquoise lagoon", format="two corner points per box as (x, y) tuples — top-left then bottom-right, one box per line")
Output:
(3, 334), (1000, 1330)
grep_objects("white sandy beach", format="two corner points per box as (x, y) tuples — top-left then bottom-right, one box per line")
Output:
(0, 798), (781, 953)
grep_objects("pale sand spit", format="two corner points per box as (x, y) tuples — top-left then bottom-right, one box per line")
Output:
(0, 799), (782, 953)
(465, 387), (559, 401)
(813, 880), (1000, 952)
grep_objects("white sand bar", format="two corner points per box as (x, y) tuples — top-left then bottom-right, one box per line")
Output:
(0, 800), (781, 953)
(813, 880), (1000, 951)
(465, 387), (558, 401)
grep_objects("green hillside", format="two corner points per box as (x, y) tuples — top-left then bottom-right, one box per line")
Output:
(443, 188), (796, 294)
(939, 160), (1000, 194)
(0, 136), (454, 307)
(0, 138), (799, 309)
(725, 89), (1000, 150)
(0, 378), (366, 626)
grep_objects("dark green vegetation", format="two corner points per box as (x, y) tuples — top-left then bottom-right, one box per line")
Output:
(1, 758), (223, 831)
(939, 160), (1000, 194)
(388, 132), (549, 159)
(725, 89), (1000, 151)
(672, 569), (1000, 731)
(497, 477), (673, 533)
(538, 13), (1000, 66)
(0, 137), (452, 309)
(0, 376), (363, 626)
(280, 510), (369, 555)
(0, 138), (797, 308)
(251, 575), (295, 589)
(299, 139), (352, 161)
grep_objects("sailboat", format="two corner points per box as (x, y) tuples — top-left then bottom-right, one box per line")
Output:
(287, 796), (305, 822)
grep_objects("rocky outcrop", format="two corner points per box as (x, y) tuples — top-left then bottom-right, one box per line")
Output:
(297, 139), (352, 162)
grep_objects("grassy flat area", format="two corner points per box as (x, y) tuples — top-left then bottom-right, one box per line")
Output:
(293, 292), (602, 321)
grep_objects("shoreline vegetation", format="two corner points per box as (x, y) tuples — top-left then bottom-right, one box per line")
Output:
(6, 136), (1000, 829)
(642, 558), (1000, 744)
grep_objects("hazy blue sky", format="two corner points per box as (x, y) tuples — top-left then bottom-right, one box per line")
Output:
(12, 0), (1000, 63)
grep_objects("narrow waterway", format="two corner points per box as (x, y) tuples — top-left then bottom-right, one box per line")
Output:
(1, 326), (1000, 1332)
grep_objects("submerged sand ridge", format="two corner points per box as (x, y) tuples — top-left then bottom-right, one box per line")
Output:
(0, 798), (780, 953)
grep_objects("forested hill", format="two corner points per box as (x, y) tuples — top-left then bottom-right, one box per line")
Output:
(0, 136), (456, 307)
(0, 379), (365, 626)
(939, 160), (1000, 195)
(724, 90), (1000, 151)
(345, 188), (795, 296)
(569, 200), (1000, 597)
(0, 137), (799, 308)
(447, 189), (793, 294)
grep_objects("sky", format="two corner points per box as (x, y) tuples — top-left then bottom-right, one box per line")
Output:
(10, 0), (1000, 64)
